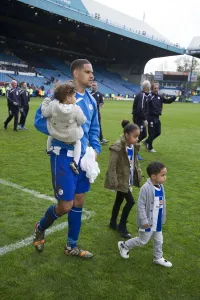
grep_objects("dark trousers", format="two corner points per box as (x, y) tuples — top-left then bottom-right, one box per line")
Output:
(19, 106), (29, 127)
(134, 118), (147, 143)
(98, 110), (103, 141)
(5, 107), (19, 130)
(110, 190), (135, 226)
(145, 117), (161, 150)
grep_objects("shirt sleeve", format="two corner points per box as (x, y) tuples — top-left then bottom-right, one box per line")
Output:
(137, 187), (149, 226)
(107, 150), (119, 188)
(41, 97), (53, 117)
(132, 94), (138, 120)
(161, 95), (176, 104)
(88, 102), (101, 154)
(7, 90), (14, 104)
(99, 93), (104, 105)
(75, 106), (86, 125)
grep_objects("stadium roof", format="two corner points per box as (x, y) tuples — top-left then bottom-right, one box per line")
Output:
(186, 36), (200, 58)
(83, 0), (171, 43)
(188, 36), (200, 50)
(18, 0), (184, 54)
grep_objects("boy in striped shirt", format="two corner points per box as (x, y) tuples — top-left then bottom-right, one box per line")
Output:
(118, 161), (172, 268)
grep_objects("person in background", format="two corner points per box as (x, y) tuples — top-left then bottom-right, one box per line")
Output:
(132, 80), (151, 160)
(143, 83), (176, 153)
(18, 82), (30, 130)
(4, 80), (21, 131)
(91, 81), (109, 145)
(2, 85), (6, 96)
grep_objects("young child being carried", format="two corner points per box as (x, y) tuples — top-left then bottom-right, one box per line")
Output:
(42, 80), (86, 174)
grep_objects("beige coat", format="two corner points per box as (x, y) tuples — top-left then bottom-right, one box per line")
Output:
(104, 136), (142, 193)
(42, 97), (86, 143)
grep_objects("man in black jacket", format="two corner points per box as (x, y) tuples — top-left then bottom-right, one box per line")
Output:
(4, 80), (21, 131)
(18, 82), (30, 130)
(143, 83), (176, 152)
(132, 80), (151, 143)
(91, 82), (109, 144)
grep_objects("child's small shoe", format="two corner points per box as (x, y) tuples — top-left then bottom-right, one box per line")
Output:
(118, 241), (129, 259)
(153, 257), (172, 268)
(70, 161), (79, 174)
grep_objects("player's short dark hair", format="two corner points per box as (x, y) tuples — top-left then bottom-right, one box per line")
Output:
(147, 162), (166, 177)
(70, 59), (91, 74)
(20, 81), (26, 87)
(121, 119), (139, 135)
(54, 80), (75, 103)
(151, 82), (159, 90)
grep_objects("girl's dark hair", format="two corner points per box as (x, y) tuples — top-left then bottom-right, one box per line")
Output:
(121, 119), (139, 134)
(147, 161), (166, 177)
(54, 80), (75, 103)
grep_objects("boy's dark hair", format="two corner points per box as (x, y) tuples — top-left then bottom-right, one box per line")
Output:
(147, 162), (166, 177)
(70, 59), (91, 74)
(54, 80), (75, 103)
(121, 119), (139, 135)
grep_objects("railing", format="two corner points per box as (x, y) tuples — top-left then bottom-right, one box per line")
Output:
(38, 0), (184, 49)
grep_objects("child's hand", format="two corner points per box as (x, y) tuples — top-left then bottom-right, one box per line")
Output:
(144, 223), (150, 228)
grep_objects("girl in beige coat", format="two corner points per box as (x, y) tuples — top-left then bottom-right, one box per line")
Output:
(105, 120), (142, 238)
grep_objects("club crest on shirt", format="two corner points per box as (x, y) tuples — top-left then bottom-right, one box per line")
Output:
(89, 104), (93, 110)
(58, 189), (63, 196)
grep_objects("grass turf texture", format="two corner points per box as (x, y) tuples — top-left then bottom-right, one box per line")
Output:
(0, 97), (199, 300)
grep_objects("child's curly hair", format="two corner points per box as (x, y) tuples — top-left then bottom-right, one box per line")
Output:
(54, 80), (75, 103)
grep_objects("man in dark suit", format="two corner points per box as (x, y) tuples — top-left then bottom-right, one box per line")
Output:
(91, 82), (109, 144)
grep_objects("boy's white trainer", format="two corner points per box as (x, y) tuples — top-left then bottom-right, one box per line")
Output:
(153, 257), (172, 268)
(118, 241), (129, 259)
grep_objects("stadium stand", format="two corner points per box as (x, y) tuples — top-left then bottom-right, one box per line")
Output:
(0, 49), (140, 95)
(10, 74), (46, 88)
(0, 72), (11, 83)
(0, 0), (186, 96)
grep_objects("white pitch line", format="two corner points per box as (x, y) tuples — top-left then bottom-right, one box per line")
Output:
(0, 178), (56, 203)
(0, 209), (94, 256)
(0, 179), (94, 256)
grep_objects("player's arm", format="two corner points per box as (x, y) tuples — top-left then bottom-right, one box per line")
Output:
(41, 97), (53, 117)
(7, 90), (17, 105)
(99, 93), (104, 107)
(75, 106), (86, 125)
(106, 150), (119, 189)
(162, 95), (176, 104)
(19, 89), (24, 109)
(132, 94), (139, 120)
(137, 187), (149, 228)
(88, 103), (101, 155)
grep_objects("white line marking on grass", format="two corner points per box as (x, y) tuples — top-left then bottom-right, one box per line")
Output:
(0, 209), (94, 256)
(0, 178), (56, 203)
(0, 179), (94, 256)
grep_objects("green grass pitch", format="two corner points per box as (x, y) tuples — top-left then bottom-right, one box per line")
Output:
(0, 97), (199, 300)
